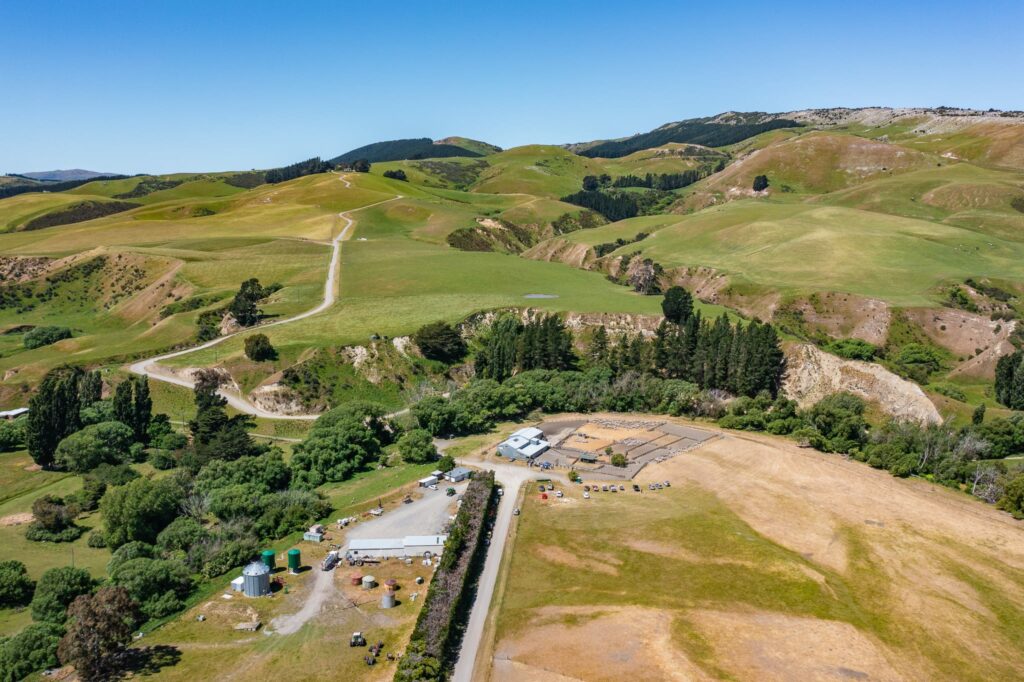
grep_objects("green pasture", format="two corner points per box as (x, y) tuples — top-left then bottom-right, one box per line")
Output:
(589, 201), (1024, 305)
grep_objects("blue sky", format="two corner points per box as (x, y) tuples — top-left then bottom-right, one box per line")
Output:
(2, 0), (1021, 174)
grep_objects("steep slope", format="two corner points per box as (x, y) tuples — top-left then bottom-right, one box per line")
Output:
(696, 132), (936, 197)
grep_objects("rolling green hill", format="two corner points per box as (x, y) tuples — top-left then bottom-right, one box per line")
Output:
(2, 105), (1024, 402)
(331, 136), (498, 164)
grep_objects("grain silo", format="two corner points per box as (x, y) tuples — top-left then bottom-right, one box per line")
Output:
(242, 561), (271, 597)
(287, 549), (301, 574)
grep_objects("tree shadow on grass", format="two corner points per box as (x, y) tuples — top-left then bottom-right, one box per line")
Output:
(114, 645), (182, 678)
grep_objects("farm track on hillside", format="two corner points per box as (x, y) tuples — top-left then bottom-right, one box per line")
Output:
(128, 175), (401, 420)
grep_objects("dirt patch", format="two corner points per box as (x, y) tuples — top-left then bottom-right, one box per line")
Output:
(0, 512), (33, 527)
(904, 308), (1016, 379)
(690, 609), (904, 681)
(0, 256), (52, 283)
(532, 545), (619, 576)
(493, 606), (708, 682)
(783, 342), (941, 424)
(791, 293), (892, 345)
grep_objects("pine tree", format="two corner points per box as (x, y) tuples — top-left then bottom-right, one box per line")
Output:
(661, 286), (694, 325)
(79, 370), (102, 406)
(132, 377), (152, 444)
(27, 366), (83, 468)
(113, 380), (134, 430)
(1011, 357), (1024, 411)
(589, 326), (609, 366)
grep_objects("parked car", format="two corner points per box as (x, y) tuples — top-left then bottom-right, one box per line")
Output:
(428, 484), (438, 491)
(583, 485), (590, 492)
(555, 490), (564, 498)
(601, 485), (608, 492)
(583, 492), (590, 499)
(664, 480), (671, 487)
(656, 483), (663, 489)
(538, 484), (546, 492)
(513, 508), (521, 516)
(648, 483), (656, 490)
(632, 484), (641, 492)
(618, 485), (625, 491)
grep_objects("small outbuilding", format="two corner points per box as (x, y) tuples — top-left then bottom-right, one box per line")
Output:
(498, 427), (550, 461)
(446, 466), (473, 483)
(418, 475), (439, 488)
(0, 407), (28, 420)
(346, 535), (447, 560)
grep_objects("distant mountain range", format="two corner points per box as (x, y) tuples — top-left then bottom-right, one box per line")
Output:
(16, 169), (117, 182)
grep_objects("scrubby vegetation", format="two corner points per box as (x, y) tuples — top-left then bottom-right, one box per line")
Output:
(332, 138), (483, 164)
(23, 200), (139, 230)
(23, 325), (72, 349)
(112, 177), (182, 199)
(413, 321), (466, 364)
(579, 115), (801, 157)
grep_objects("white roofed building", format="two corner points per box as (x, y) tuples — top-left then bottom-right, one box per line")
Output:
(497, 427), (549, 461)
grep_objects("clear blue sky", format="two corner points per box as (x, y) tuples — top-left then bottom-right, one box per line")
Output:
(2, 0), (1021, 174)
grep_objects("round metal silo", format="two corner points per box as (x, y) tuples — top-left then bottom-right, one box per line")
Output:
(260, 550), (276, 570)
(362, 575), (376, 590)
(287, 549), (301, 574)
(242, 561), (271, 597)
(380, 591), (396, 609)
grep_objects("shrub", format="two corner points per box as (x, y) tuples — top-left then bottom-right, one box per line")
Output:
(30, 566), (93, 623)
(752, 174), (769, 191)
(610, 453), (627, 467)
(383, 169), (408, 181)
(0, 622), (62, 682)
(87, 531), (107, 548)
(23, 326), (72, 349)
(26, 495), (84, 543)
(244, 333), (276, 361)
(0, 560), (34, 608)
(149, 449), (178, 470)
(398, 429), (438, 464)
(824, 338), (878, 361)
(156, 517), (209, 555)
(0, 418), (26, 451)
(109, 557), (192, 619)
(413, 321), (466, 363)
(54, 421), (134, 473)
(437, 454), (456, 473)
(101, 476), (185, 549)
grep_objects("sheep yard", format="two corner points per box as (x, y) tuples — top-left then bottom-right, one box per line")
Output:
(486, 422), (1024, 682)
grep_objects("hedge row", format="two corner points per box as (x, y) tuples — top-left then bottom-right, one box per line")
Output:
(395, 471), (496, 681)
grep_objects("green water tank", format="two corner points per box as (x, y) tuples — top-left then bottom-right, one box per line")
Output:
(261, 550), (276, 570)
(287, 548), (301, 574)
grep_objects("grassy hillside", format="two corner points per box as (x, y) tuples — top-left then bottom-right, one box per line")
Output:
(559, 200), (1024, 306)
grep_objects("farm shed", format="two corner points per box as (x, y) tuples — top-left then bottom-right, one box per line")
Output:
(498, 427), (550, 461)
(446, 466), (473, 482)
(0, 408), (28, 420)
(419, 475), (439, 487)
(346, 535), (447, 559)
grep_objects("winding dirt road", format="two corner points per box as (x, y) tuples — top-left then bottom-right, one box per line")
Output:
(128, 175), (400, 419)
